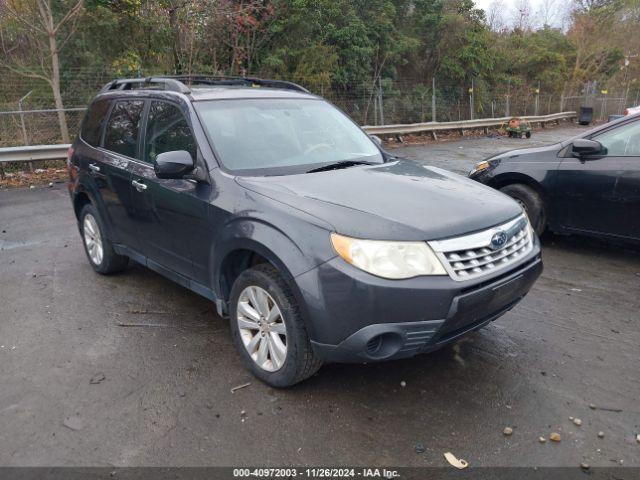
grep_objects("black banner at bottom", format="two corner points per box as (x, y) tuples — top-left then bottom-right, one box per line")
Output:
(0, 468), (638, 480)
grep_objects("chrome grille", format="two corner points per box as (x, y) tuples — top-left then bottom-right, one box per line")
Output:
(429, 214), (533, 281)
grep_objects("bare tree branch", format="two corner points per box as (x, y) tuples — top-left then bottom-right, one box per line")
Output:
(2, 2), (47, 35)
(54, 0), (84, 35)
(0, 60), (52, 84)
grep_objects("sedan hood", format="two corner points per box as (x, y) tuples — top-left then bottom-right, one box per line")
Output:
(487, 143), (562, 162)
(237, 160), (522, 241)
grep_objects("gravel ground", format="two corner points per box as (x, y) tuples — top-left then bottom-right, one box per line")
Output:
(0, 123), (639, 468)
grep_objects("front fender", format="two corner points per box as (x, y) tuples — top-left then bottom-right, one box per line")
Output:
(211, 218), (335, 339)
(212, 217), (333, 279)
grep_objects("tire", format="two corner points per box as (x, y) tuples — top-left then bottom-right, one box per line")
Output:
(79, 203), (128, 274)
(525, 131), (532, 139)
(229, 264), (322, 387)
(499, 183), (546, 236)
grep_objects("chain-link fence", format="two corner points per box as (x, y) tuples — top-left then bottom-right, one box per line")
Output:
(562, 95), (638, 121)
(1, 70), (639, 148)
(0, 108), (86, 148)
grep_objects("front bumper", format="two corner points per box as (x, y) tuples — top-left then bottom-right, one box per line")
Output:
(297, 246), (542, 363)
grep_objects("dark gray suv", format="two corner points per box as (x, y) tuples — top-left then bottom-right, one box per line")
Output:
(68, 76), (543, 387)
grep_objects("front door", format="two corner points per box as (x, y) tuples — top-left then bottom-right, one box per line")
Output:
(130, 100), (210, 280)
(596, 119), (640, 239)
(555, 120), (640, 237)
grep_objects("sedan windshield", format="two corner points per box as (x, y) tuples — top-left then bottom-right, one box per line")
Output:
(195, 98), (383, 175)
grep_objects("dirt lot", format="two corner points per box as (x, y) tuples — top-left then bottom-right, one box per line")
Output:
(0, 123), (639, 468)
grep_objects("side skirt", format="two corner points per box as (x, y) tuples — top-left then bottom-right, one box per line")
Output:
(113, 243), (226, 316)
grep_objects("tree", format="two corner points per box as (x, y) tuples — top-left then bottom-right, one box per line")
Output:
(567, 0), (625, 87)
(1, 0), (84, 143)
(486, 0), (507, 31)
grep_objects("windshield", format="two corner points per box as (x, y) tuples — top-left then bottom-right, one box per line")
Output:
(195, 98), (383, 175)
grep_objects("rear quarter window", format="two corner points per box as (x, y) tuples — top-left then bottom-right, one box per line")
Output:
(80, 99), (111, 147)
(103, 100), (144, 158)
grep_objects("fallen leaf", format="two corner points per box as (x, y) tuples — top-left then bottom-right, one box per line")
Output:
(444, 452), (468, 469)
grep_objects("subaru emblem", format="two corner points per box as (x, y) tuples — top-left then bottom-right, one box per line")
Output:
(490, 231), (508, 250)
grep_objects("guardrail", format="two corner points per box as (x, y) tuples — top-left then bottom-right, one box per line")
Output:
(0, 144), (72, 163)
(0, 111), (577, 164)
(362, 111), (577, 137)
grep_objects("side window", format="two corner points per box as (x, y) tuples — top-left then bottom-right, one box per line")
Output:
(104, 100), (144, 158)
(80, 99), (110, 147)
(145, 101), (197, 163)
(593, 120), (640, 157)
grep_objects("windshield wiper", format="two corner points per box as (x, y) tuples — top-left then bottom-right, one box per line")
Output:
(306, 160), (374, 174)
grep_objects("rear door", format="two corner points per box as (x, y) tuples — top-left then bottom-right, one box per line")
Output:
(76, 98), (111, 203)
(130, 99), (210, 280)
(95, 99), (145, 251)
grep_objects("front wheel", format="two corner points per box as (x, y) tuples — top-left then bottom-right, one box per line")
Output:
(229, 264), (322, 387)
(499, 183), (546, 236)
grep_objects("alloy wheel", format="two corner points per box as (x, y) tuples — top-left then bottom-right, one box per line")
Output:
(236, 285), (287, 372)
(83, 213), (104, 266)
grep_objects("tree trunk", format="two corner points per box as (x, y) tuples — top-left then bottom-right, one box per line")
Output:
(47, 19), (70, 143)
(168, 6), (183, 74)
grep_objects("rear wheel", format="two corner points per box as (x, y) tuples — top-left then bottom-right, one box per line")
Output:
(229, 264), (322, 387)
(79, 204), (128, 274)
(499, 183), (546, 236)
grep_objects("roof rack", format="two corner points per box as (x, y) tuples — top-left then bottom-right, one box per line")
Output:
(168, 75), (310, 93)
(100, 77), (191, 94)
(100, 75), (309, 94)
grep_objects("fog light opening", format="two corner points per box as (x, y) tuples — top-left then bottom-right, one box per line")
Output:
(365, 332), (403, 359)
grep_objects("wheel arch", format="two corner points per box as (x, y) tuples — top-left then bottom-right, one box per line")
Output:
(489, 172), (548, 202)
(489, 172), (553, 233)
(212, 229), (319, 337)
(72, 181), (104, 220)
(217, 242), (288, 303)
(73, 190), (92, 220)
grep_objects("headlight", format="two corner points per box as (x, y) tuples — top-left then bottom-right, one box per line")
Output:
(469, 158), (500, 176)
(330, 233), (446, 279)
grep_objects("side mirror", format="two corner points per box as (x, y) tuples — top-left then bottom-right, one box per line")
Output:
(154, 150), (194, 179)
(572, 139), (604, 158)
(369, 134), (383, 146)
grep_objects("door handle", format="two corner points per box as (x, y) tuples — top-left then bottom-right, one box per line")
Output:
(88, 163), (100, 173)
(131, 179), (148, 192)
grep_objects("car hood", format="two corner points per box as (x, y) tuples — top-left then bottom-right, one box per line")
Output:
(236, 160), (522, 241)
(487, 143), (562, 162)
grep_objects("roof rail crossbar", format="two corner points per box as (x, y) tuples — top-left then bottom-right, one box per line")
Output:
(100, 77), (191, 94)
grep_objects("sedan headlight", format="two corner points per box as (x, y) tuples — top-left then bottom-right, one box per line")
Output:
(469, 157), (500, 176)
(330, 233), (446, 279)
